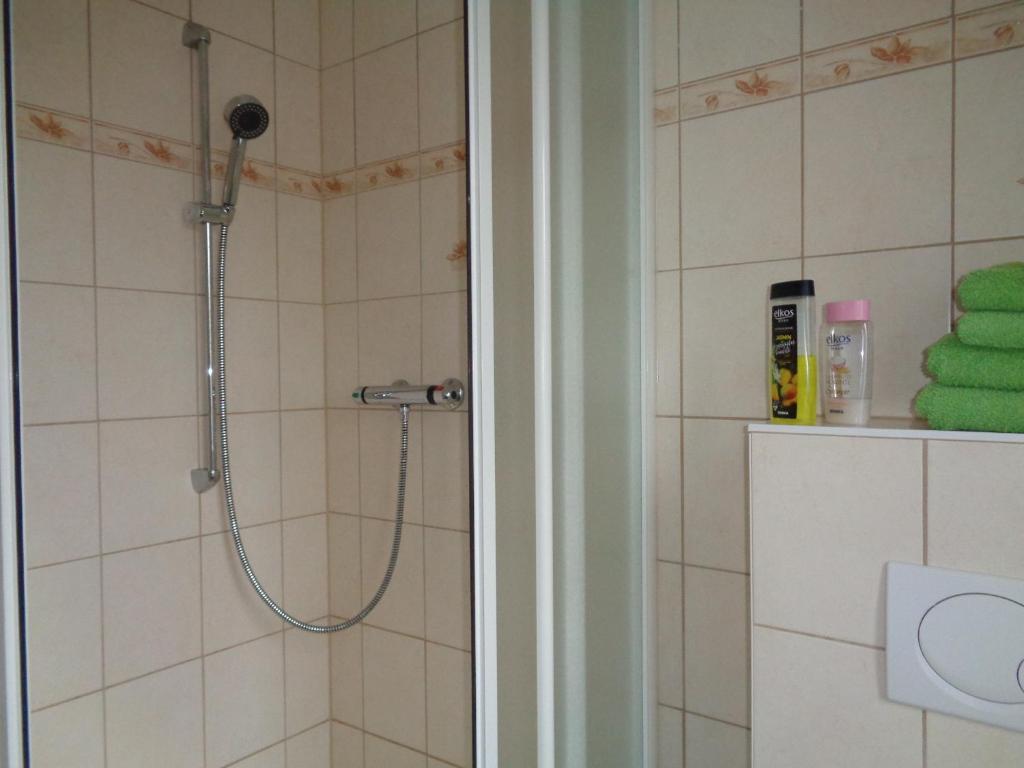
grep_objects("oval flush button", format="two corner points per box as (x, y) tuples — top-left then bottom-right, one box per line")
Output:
(918, 593), (1024, 704)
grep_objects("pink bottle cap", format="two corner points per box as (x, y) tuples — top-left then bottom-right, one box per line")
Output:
(826, 299), (871, 323)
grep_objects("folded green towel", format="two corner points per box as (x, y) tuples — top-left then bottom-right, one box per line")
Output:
(957, 311), (1024, 349)
(926, 334), (1024, 391)
(957, 262), (1024, 312)
(915, 383), (1024, 433)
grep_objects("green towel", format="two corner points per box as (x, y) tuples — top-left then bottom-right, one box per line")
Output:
(926, 334), (1024, 391)
(957, 311), (1024, 349)
(915, 383), (1024, 433)
(957, 262), (1024, 312)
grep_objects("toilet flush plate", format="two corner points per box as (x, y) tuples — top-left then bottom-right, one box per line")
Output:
(887, 562), (1024, 732)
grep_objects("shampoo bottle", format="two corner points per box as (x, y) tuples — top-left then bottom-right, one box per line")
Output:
(821, 300), (873, 425)
(769, 280), (817, 425)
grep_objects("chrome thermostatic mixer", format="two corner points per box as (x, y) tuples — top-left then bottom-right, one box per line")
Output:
(353, 379), (464, 409)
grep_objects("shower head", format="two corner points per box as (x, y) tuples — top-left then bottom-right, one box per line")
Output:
(223, 95), (269, 140)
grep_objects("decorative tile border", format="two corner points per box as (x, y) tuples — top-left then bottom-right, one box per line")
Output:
(657, 1), (1024, 124)
(956, 1), (1024, 58)
(804, 19), (951, 92)
(16, 102), (468, 201)
(679, 58), (799, 121)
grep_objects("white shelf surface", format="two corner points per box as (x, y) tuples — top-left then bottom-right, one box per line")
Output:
(747, 418), (1024, 444)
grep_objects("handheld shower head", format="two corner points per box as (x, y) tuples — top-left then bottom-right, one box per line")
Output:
(222, 95), (269, 209)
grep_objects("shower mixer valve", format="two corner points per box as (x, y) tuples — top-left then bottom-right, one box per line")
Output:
(354, 379), (464, 410)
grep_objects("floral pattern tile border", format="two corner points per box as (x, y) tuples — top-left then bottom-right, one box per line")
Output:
(656, 1), (1024, 124)
(17, 103), (467, 201)
(678, 58), (800, 121)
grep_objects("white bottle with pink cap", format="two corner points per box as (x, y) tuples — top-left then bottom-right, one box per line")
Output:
(821, 299), (873, 425)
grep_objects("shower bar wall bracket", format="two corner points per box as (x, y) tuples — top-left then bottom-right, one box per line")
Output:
(185, 201), (235, 226)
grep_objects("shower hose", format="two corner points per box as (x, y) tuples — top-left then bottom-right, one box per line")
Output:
(216, 223), (406, 633)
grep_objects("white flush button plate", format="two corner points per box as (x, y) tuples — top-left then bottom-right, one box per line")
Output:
(887, 562), (1024, 732)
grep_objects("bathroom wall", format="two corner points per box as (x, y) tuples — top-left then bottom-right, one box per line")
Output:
(652, 0), (1024, 765)
(318, 2), (471, 767)
(12, 1), (469, 767)
(749, 428), (1024, 767)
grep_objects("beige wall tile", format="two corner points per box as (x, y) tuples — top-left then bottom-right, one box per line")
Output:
(679, 0), (799, 83)
(654, 0), (679, 89)
(204, 634), (285, 767)
(206, 34), (276, 163)
(275, 0), (320, 67)
(955, 47), (1024, 241)
(928, 440), (1024, 580)
(94, 158), (194, 293)
(418, 0), (462, 30)
(19, 283), (96, 424)
(681, 99), (800, 268)
(277, 191), (324, 304)
(235, 744), (286, 768)
(657, 705), (684, 768)
(329, 512), (362, 618)
(332, 722), (364, 767)
(13, 0), (90, 115)
(804, 245), (952, 418)
(926, 712), (1024, 768)
(422, 410), (469, 530)
(805, 66), (952, 256)
(422, 291), (467, 384)
(750, 433), (923, 646)
(954, 239), (1024, 287)
(26, 558), (102, 708)
(685, 566), (750, 726)
(225, 186), (278, 300)
(284, 630), (329, 735)
(220, 297), (279, 413)
(97, 289), (196, 419)
(140, 0), (189, 18)
(655, 125), (680, 271)
(358, 296), (422, 384)
(420, 171), (468, 294)
(327, 409), (360, 515)
(279, 303), (325, 409)
(15, 141), (93, 285)
(656, 271), (681, 416)
(90, 0), (191, 140)
(102, 539), (201, 683)
(322, 0), (354, 66)
(956, 0), (1004, 11)
(657, 561), (683, 708)
(354, 0), (416, 56)
(322, 62), (355, 174)
(282, 409), (328, 518)
(105, 661), (204, 768)
(365, 735), (425, 768)
(361, 518), (424, 636)
(685, 713), (750, 768)
(655, 417), (682, 563)
(283, 513), (329, 618)
(326, 302), (359, 407)
(331, 624), (364, 725)
(100, 417), (198, 552)
(286, 722), (331, 768)
(194, 0), (274, 51)
(22, 423), (99, 568)
(363, 626), (426, 750)
(418, 22), (466, 150)
(202, 411), (282, 532)
(426, 644), (472, 766)
(359, 408), (423, 523)
(325, 196), (358, 303)
(354, 39), (418, 164)
(357, 182), (421, 300)
(424, 526), (471, 649)
(682, 259), (801, 418)
(752, 627), (922, 768)
(276, 58), (321, 173)
(30, 692), (104, 768)
(202, 522), (283, 652)
(683, 418), (749, 572)
(803, 0), (949, 51)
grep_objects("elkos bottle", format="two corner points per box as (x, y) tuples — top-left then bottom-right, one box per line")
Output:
(821, 299), (873, 425)
(769, 280), (817, 425)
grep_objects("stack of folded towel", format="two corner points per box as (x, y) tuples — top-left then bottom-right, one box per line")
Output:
(915, 262), (1024, 433)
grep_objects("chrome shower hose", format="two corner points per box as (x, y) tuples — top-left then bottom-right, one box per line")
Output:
(216, 224), (407, 633)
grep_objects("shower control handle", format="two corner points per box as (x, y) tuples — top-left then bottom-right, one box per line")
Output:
(354, 379), (463, 410)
